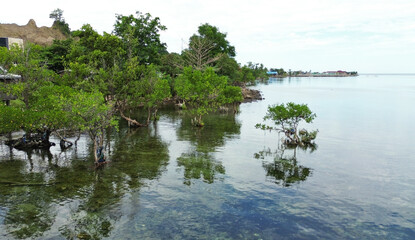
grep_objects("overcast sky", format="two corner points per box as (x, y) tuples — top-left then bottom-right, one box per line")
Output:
(2, 0), (415, 73)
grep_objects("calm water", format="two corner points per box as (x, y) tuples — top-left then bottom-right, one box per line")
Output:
(1, 75), (415, 239)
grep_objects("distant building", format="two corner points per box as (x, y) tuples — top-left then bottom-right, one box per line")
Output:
(0, 37), (24, 50)
(324, 70), (348, 75)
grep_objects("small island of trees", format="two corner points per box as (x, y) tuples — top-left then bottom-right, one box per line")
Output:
(256, 102), (318, 148)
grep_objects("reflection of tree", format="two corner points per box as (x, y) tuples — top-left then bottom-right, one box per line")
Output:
(5, 203), (54, 239)
(0, 123), (170, 239)
(176, 113), (240, 185)
(59, 124), (170, 239)
(177, 113), (241, 152)
(177, 152), (225, 185)
(111, 125), (169, 181)
(0, 160), (56, 239)
(59, 210), (113, 240)
(0, 157), (102, 239)
(254, 145), (315, 187)
(55, 167), (120, 240)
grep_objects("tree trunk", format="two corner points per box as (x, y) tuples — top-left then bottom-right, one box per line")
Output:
(195, 115), (204, 127)
(74, 132), (81, 146)
(153, 108), (158, 122)
(119, 110), (148, 127)
(92, 133), (98, 163)
(146, 107), (151, 125)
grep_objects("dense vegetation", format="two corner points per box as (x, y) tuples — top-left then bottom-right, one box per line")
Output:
(0, 10), (268, 162)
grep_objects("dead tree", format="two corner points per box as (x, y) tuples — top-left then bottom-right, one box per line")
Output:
(183, 37), (221, 70)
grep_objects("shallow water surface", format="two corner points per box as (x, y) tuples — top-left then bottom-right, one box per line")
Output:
(1, 75), (415, 239)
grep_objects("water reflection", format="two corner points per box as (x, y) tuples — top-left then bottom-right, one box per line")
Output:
(0, 156), (114, 239)
(2, 75), (414, 239)
(111, 124), (169, 182)
(176, 113), (241, 152)
(0, 122), (170, 239)
(177, 151), (225, 185)
(254, 145), (315, 187)
(176, 113), (241, 185)
(0, 159), (55, 239)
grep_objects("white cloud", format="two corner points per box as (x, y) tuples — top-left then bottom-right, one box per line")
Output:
(1, 0), (415, 72)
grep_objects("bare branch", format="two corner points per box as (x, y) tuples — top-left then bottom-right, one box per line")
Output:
(184, 38), (220, 70)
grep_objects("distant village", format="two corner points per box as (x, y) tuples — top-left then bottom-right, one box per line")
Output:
(267, 68), (358, 77)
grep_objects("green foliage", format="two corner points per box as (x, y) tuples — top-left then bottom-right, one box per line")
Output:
(50, 8), (70, 35)
(118, 60), (170, 107)
(2, 44), (57, 109)
(238, 66), (255, 84)
(175, 67), (239, 126)
(69, 25), (124, 70)
(218, 85), (243, 105)
(0, 11), (268, 156)
(52, 20), (71, 36)
(256, 102), (317, 145)
(69, 90), (118, 161)
(90, 32), (125, 69)
(61, 26), (125, 96)
(149, 75), (171, 107)
(29, 84), (77, 131)
(264, 102), (316, 128)
(114, 11), (167, 64)
(215, 54), (240, 82)
(270, 68), (287, 76)
(0, 104), (23, 133)
(44, 39), (73, 72)
(246, 62), (268, 80)
(0, 84), (102, 136)
(49, 8), (64, 22)
(192, 23), (236, 58)
(159, 52), (184, 77)
(0, 39), (119, 161)
(115, 60), (171, 125)
(70, 24), (100, 57)
(214, 56), (268, 85)
(299, 129), (318, 144)
(57, 62), (92, 88)
(0, 45), (57, 134)
(0, 84), (112, 137)
(136, 64), (171, 109)
(0, 46), (13, 67)
(0, 42), (117, 157)
(69, 91), (117, 132)
(184, 23), (237, 73)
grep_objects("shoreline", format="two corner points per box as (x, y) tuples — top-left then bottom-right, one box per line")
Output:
(269, 74), (358, 78)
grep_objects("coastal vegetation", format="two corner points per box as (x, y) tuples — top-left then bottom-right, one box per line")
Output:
(255, 102), (318, 147)
(0, 9), (268, 162)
